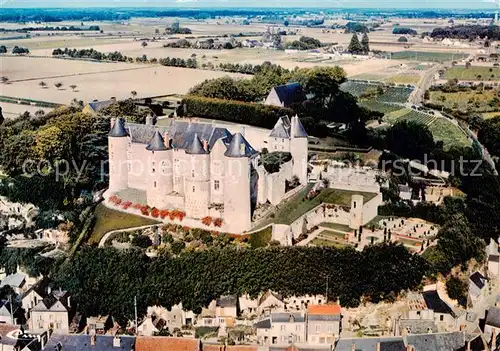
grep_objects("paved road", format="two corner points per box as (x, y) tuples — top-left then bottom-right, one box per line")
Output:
(409, 63), (444, 105)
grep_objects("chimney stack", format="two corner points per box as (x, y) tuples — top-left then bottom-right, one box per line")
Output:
(376, 342), (381, 351)
(146, 114), (153, 126)
(113, 336), (121, 348)
(110, 117), (117, 129)
(202, 139), (209, 152)
(91, 334), (96, 347)
(110, 97), (116, 103)
(492, 328), (497, 350)
(164, 132), (170, 148)
(351, 342), (356, 351)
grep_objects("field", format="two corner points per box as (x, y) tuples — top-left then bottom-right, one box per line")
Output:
(390, 51), (469, 63)
(429, 90), (499, 114)
(89, 204), (160, 245)
(427, 118), (470, 149)
(341, 81), (414, 104)
(398, 110), (437, 126)
(0, 56), (249, 104)
(384, 74), (421, 85)
(444, 66), (500, 81)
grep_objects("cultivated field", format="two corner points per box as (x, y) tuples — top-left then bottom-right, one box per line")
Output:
(0, 56), (249, 104)
(444, 66), (500, 81)
(390, 51), (469, 62)
(430, 90), (500, 114)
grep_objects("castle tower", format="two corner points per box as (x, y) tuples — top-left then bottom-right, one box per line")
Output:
(224, 133), (257, 233)
(145, 131), (173, 209)
(349, 195), (364, 230)
(290, 115), (309, 185)
(184, 133), (210, 219)
(108, 118), (129, 193)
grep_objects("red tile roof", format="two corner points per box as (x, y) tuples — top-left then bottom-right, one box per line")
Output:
(203, 345), (258, 351)
(307, 304), (341, 315)
(136, 336), (200, 351)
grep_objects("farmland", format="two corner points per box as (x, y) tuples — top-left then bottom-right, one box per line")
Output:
(427, 118), (470, 149)
(340, 81), (414, 104)
(429, 90), (500, 114)
(444, 66), (500, 81)
(389, 51), (469, 63)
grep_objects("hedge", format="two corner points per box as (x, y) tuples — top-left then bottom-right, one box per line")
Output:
(181, 96), (295, 129)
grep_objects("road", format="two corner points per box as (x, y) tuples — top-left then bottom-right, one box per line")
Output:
(409, 63), (444, 105)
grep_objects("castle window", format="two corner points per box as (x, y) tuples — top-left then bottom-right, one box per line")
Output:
(214, 180), (220, 191)
(192, 186), (195, 193)
(152, 168), (155, 173)
(282, 138), (284, 142)
(192, 170), (195, 178)
(154, 181), (157, 188)
(353, 202), (356, 209)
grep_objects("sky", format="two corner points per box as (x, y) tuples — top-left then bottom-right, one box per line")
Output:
(0, 0), (496, 9)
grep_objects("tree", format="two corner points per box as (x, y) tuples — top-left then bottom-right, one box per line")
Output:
(141, 41), (148, 48)
(0, 46), (7, 54)
(348, 34), (364, 54)
(1, 76), (9, 84)
(54, 82), (63, 90)
(284, 20), (289, 27)
(385, 120), (435, 161)
(69, 85), (77, 92)
(171, 241), (186, 255)
(361, 33), (370, 53)
(39, 81), (47, 89)
(130, 90), (138, 99)
(445, 276), (467, 307)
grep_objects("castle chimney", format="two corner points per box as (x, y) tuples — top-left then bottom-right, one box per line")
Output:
(351, 342), (356, 351)
(110, 117), (117, 129)
(113, 336), (121, 348)
(376, 342), (381, 351)
(91, 334), (96, 347)
(492, 328), (497, 350)
(110, 97), (116, 103)
(146, 114), (153, 126)
(202, 139), (209, 152)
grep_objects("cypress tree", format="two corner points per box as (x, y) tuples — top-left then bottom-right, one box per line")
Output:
(361, 33), (370, 53)
(348, 34), (363, 54)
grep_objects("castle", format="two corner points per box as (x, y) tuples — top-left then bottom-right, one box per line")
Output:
(108, 116), (308, 233)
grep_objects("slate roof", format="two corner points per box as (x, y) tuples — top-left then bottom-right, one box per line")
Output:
(291, 115), (308, 138)
(486, 306), (500, 328)
(185, 133), (208, 155)
(109, 118), (129, 138)
(405, 332), (465, 351)
(489, 254), (499, 263)
(135, 336), (200, 351)
(146, 130), (169, 152)
(0, 273), (26, 289)
(335, 337), (406, 351)
(216, 295), (237, 308)
(125, 121), (233, 152)
(21, 277), (50, 300)
(87, 99), (115, 112)
(44, 334), (135, 351)
(422, 290), (454, 316)
(32, 290), (70, 312)
(254, 318), (271, 329)
(270, 117), (291, 138)
(258, 290), (283, 306)
(271, 312), (305, 323)
(399, 319), (438, 334)
(224, 133), (258, 158)
(271, 82), (306, 106)
(470, 271), (487, 290)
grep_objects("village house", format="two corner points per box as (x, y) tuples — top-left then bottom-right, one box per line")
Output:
(255, 312), (306, 345)
(82, 98), (116, 115)
(258, 291), (285, 315)
(0, 324), (48, 351)
(199, 295), (238, 328)
(21, 278), (50, 319)
(44, 334), (135, 351)
(0, 273), (27, 295)
(406, 291), (456, 330)
(29, 289), (72, 334)
(264, 83), (306, 108)
(306, 304), (341, 344)
(469, 271), (489, 306)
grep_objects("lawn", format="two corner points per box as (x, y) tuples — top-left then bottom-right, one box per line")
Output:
(249, 225), (273, 248)
(384, 74), (421, 85)
(390, 51), (468, 63)
(383, 108), (412, 123)
(310, 238), (348, 248)
(428, 118), (470, 150)
(444, 66), (500, 81)
(270, 185), (377, 226)
(318, 230), (348, 240)
(88, 203), (160, 244)
(319, 223), (351, 232)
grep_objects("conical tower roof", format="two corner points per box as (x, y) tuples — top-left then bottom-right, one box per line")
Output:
(224, 133), (257, 158)
(291, 115), (308, 138)
(146, 130), (169, 151)
(108, 118), (128, 137)
(185, 133), (208, 155)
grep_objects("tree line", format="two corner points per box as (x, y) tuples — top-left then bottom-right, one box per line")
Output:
(0, 25), (100, 32)
(50, 244), (428, 324)
(431, 25), (500, 40)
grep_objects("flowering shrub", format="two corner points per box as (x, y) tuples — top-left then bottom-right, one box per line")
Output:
(140, 205), (150, 216)
(151, 208), (160, 218)
(109, 195), (122, 206)
(213, 218), (223, 227)
(122, 201), (132, 210)
(160, 210), (170, 219)
(201, 216), (212, 226)
(169, 210), (186, 221)
(133, 203), (143, 210)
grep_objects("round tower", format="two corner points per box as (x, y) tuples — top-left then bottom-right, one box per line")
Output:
(223, 133), (257, 233)
(349, 195), (364, 230)
(184, 133), (210, 219)
(146, 131), (173, 209)
(108, 118), (129, 193)
(290, 115), (309, 185)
